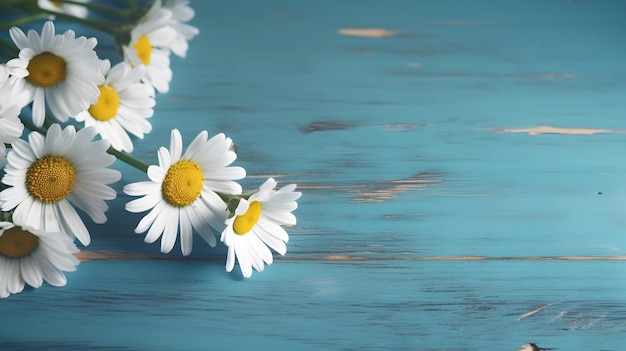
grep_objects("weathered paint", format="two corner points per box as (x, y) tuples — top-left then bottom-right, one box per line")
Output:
(1, 0), (626, 350)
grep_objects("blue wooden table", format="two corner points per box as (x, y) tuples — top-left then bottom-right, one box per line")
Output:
(2, 0), (626, 350)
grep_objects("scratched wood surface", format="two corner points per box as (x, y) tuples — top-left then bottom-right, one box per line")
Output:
(2, 0), (626, 350)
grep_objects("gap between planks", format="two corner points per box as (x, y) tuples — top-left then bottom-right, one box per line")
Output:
(74, 251), (626, 262)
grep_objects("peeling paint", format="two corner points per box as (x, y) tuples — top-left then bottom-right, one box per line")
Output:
(337, 28), (400, 38)
(300, 121), (355, 133)
(295, 172), (441, 202)
(74, 251), (626, 262)
(393, 72), (578, 79)
(350, 172), (442, 202)
(489, 126), (626, 136)
(519, 304), (553, 320)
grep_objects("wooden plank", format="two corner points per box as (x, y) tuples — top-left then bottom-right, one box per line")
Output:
(2, 0), (626, 349)
(1, 259), (625, 350)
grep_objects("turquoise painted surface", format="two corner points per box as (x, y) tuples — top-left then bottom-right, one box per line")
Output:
(2, 0), (626, 350)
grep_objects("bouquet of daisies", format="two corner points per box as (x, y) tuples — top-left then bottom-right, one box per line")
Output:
(0, 0), (301, 298)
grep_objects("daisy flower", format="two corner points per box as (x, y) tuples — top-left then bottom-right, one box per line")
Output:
(124, 129), (246, 255)
(38, 0), (91, 19)
(162, 0), (200, 58)
(221, 178), (301, 278)
(75, 60), (155, 153)
(7, 20), (105, 127)
(122, 6), (177, 93)
(0, 64), (9, 83)
(0, 222), (79, 298)
(0, 124), (121, 246)
(0, 80), (30, 168)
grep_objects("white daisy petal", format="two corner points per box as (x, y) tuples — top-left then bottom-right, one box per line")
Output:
(123, 181), (160, 197)
(8, 21), (105, 126)
(57, 200), (91, 246)
(0, 187), (26, 211)
(134, 200), (166, 234)
(258, 217), (290, 243)
(124, 129), (242, 254)
(43, 203), (61, 233)
(31, 87), (46, 126)
(39, 242), (79, 272)
(9, 26), (29, 49)
(201, 188), (229, 213)
(144, 203), (171, 243)
(182, 130), (207, 159)
(248, 232), (273, 266)
(234, 241), (253, 278)
(160, 207), (179, 253)
(157, 146), (171, 169)
(219, 178), (300, 277)
(77, 61), (154, 152)
(147, 164), (166, 182)
(203, 179), (244, 195)
(263, 208), (297, 226)
(225, 244), (236, 273)
(169, 129), (183, 163)
(138, 0), (198, 58)
(243, 238), (264, 273)
(37, 256), (68, 287)
(122, 13), (177, 93)
(186, 204), (216, 247)
(9, 139), (36, 162)
(20, 257), (43, 288)
(7, 260), (24, 294)
(125, 192), (162, 213)
(0, 124), (118, 246)
(179, 209), (193, 256)
(0, 259), (9, 298)
(255, 221), (287, 255)
(10, 195), (34, 228)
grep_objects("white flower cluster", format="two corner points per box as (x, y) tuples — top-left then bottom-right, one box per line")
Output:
(0, 0), (301, 298)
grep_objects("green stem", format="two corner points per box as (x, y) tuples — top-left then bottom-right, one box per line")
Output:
(49, 0), (137, 17)
(36, 9), (128, 35)
(0, 13), (52, 31)
(38, 118), (149, 174)
(216, 190), (258, 215)
(106, 147), (149, 173)
(124, 0), (138, 9)
(1, 209), (13, 222)
(0, 0), (33, 9)
(21, 116), (47, 136)
(0, 38), (19, 61)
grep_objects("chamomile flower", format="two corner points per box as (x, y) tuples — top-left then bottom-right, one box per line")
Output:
(38, 0), (91, 19)
(139, 0), (199, 58)
(124, 129), (245, 255)
(0, 80), (30, 168)
(221, 178), (301, 278)
(75, 60), (155, 153)
(0, 124), (121, 246)
(122, 10), (177, 93)
(162, 0), (199, 57)
(0, 222), (79, 298)
(0, 64), (8, 83)
(7, 21), (105, 127)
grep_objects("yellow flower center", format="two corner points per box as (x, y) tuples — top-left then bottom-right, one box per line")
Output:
(26, 155), (76, 203)
(133, 34), (152, 65)
(0, 227), (39, 258)
(161, 160), (204, 207)
(233, 201), (263, 235)
(88, 85), (120, 121)
(51, 1), (62, 7)
(26, 52), (67, 87)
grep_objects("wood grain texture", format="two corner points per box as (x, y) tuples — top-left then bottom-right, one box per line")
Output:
(2, 0), (626, 350)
